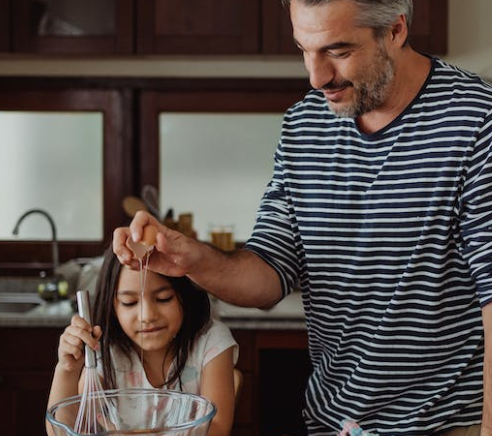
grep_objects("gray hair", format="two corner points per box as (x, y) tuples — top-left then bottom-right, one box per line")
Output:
(282, 0), (413, 42)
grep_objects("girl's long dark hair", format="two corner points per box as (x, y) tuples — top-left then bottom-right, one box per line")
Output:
(92, 245), (211, 389)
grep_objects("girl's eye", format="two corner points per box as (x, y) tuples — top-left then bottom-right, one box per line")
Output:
(156, 296), (174, 304)
(120, 301), (138, 307)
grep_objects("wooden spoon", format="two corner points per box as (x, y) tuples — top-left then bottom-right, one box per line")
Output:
(122, 196), (148, 218)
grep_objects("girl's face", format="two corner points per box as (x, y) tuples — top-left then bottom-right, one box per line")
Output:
(114, 267), (184, 355)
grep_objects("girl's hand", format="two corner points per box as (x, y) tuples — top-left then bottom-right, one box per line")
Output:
(57, 314), (102, 373)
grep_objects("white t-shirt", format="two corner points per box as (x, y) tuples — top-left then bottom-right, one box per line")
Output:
(98, 318), (238, 393)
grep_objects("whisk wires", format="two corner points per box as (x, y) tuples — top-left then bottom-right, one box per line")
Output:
(74, 290), (119, 434)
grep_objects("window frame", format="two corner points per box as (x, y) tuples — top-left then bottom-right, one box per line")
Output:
(0, 87), (130, 275)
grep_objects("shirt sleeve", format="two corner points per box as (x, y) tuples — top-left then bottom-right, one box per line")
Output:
(198, 319), (239, 368)
(245, 105), (304, 298)
(460, 110), (492, 306)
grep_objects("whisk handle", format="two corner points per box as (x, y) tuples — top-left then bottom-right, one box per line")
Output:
(76, 290), (97, 368)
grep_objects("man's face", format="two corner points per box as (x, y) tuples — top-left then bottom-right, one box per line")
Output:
(291, 0), (395, 118)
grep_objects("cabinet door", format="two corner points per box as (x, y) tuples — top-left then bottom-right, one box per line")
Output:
(263, 0), (448, 56)
(231, 330), (254, 436)
(0, 370), (54, 436)
(0, 0), (10, 52)
(0, 87), (130, 271)
(12, 0), (133, 54)
(137, 0), (260, 54)
(0, 327), (62, 436)
(410, 0), (448, 54)
(256, 331), (310, 436)
(262, 0), (297, 55)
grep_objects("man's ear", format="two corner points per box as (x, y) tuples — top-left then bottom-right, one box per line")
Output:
(390, 14), (409, 48)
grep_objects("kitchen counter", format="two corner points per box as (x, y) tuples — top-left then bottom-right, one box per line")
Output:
(0, 291), (306, 330)
(214, 292), (306, 330)
(0, 299), (74, 327)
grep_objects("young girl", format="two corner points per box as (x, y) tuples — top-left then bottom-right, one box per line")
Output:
(47, 246), (238, 436)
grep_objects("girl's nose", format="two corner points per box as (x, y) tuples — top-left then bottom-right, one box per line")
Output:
(140, 299), (158, 322)
(305, 53), (335, 90)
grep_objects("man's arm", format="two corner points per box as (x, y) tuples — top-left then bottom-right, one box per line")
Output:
(113, 211), (283, 309)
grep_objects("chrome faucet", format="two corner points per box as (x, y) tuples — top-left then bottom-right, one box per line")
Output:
(12, 208), (59, 271)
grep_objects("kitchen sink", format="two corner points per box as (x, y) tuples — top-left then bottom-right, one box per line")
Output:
(0, 292), (43, 314)
(0, 301), (40, 313)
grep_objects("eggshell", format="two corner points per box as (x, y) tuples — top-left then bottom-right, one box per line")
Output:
(126, 225), (157, 259)
(142, 225), (158, 247)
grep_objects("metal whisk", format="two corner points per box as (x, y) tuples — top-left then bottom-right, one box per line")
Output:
(74, 290), (119, 434)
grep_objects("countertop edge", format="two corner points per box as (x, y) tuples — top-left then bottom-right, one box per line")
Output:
(0, 293), (306, 330)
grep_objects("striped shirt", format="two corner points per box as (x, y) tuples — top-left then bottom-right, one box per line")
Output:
(245, 57), (492, 435)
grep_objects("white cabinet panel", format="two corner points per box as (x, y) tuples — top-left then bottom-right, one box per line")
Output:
(0, 112), (103, 240)
(159, 113), (283, 241)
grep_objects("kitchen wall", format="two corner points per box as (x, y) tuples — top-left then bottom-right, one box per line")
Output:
(0, 0), (491, 80)
(443, 0), (492, 81)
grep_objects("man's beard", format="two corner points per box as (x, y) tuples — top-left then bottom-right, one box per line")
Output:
(327, 44), (395, 119)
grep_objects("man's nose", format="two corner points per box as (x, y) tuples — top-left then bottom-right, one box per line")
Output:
(305, 53), (335, 90)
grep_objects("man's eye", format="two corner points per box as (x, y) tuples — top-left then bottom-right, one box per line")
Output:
(329, 52), (350, 59)
(328, 51), (350, 59)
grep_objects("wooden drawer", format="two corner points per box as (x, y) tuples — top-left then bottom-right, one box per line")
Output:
(234, 371), (253, 425)
(0, 327), (61, 370)
(232, 329), (254, 372)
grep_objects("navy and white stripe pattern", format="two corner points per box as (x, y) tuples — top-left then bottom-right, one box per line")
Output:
(245, 58), (492, 435)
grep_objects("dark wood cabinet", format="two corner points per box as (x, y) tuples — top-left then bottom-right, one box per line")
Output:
(262, 0), (297, 55)
(231, 330), (255, 436)
(136, 0), (448, 56)
(11, 0), (133, 54)
(138, 85), (307, 191)
(0, 77), (308, 274)
(0, 0), (10, 52)
(0, 76), (309, 274)
(137, 0), (261, 55)
(0, 327), (62, 436)
(1, 0), (448, 56)
(232, 329), (310, 436)
(410, 0), (448, 55)
(0, 85), (132, 274)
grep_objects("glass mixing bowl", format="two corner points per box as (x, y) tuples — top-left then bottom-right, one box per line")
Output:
(46, 388), (216, 436)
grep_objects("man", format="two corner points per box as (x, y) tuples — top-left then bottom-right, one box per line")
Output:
(114, 0), (492, 434)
